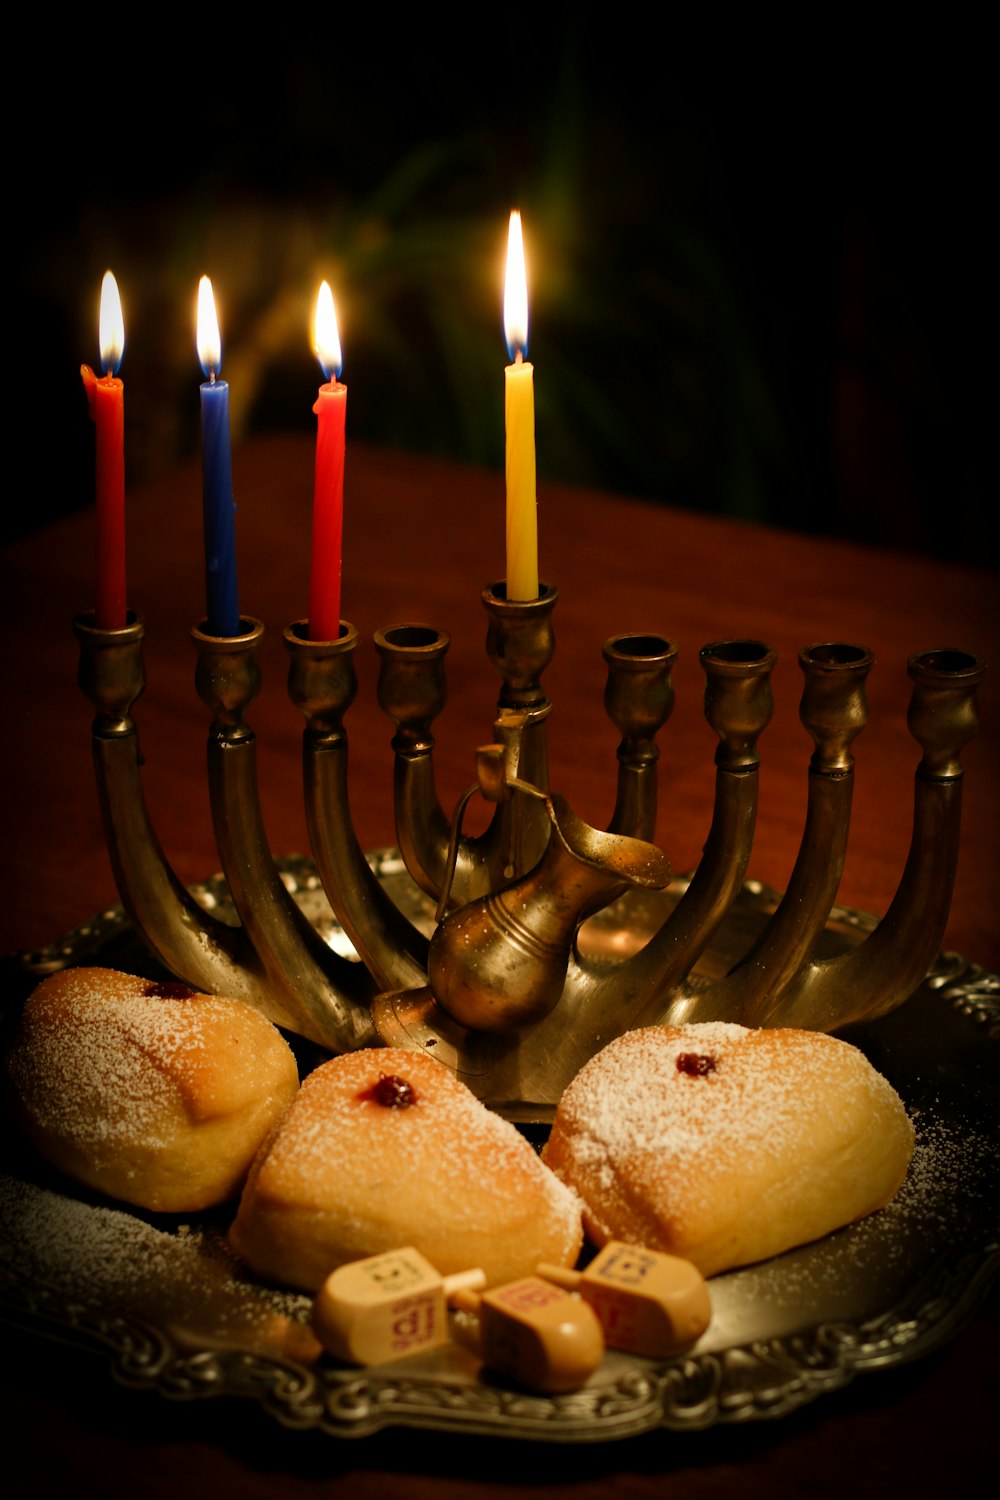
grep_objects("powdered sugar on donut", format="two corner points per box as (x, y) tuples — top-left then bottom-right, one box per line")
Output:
(8, 970), (210, 1148)
(6, 967), (299, 1213)
(542, 1023), (914, 1276)
(231, 1049), (583, 1289)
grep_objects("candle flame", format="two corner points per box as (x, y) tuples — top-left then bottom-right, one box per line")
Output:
(99, 271), (125, 376)
(314, 280), (343, 380)
(503, 210), (529, 361)
(197, 275), (222, 379)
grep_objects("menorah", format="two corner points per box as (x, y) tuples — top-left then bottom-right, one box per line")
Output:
(74, 581), (985, 1119)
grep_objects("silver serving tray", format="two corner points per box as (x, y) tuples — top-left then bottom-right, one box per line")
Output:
(2, 857), (998, 1442)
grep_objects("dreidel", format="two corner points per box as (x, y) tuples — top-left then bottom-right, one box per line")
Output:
(312, 1247), (486, 1365)
(537, 1241), (711, 1357)
(450, 1275), (605, 1393)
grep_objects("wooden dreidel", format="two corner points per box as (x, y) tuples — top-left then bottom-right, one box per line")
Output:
(450, 1276), (605, 1393)
(312, 1247), (486, 1365)
(537, 1241), (711, 1357)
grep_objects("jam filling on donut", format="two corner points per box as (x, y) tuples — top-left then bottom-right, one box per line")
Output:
(358, 1073), (418, 1108)
(142, 981), (197, 1000)
(676, 1052), (716, 1077)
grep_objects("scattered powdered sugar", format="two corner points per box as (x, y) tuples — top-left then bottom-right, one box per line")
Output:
(0, 1172), (315, 1354)
(2, 1172), (183, 1300)
(840, 1110), (992, 1256)
(731, 1109), (995, 1311)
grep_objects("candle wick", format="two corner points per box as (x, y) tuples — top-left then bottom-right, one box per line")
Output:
(514, 350), (523, 366)
(209, 370), (217, 385)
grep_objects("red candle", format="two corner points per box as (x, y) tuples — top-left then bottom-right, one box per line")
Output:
(80, 271), (126, 630)
(308, 281), (347, 642)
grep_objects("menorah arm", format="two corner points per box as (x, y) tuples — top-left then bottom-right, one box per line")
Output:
(749, 648), (986, 1031)
(285, 621), (429, 996)
(603, 634), (677, 841)
(756, 774), (964, 1030)
(393, 743), (532, 907)
(192, 620), (377, 1050)
(391, 744), (468, 903)
(710, 763), (854, 1023)
(576, 640), (776, 1026)
(379, 622), (552, 908)
(612, 759), (762, 1026)
(680, 642), (873, 1024)
(305, 730), (429, 992)
(607, 755), (658, 843)
(76, 612), (293, 1021)
(206, 725), (378, 1049)
(375, 623), (456, 905)
(92, 723), (253, 982)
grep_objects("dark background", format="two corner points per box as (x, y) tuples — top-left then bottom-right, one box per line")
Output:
(13, 17), (991, 563)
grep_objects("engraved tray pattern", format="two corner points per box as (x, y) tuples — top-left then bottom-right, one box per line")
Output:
(2, 858), (998, 1442)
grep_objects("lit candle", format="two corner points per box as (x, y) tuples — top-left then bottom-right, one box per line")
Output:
(196, 275), (240, 637)
(503, 210), (538, 601)
(308, 281), (347, 642)
(80, 271), (126, 630)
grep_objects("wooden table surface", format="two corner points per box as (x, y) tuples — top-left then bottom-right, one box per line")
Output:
(1, 436), (997, 1496)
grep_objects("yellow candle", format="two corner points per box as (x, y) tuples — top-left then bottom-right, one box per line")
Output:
(503, 211), (538, 600)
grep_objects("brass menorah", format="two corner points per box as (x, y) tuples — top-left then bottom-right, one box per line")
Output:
(74, 581), (985, 1119)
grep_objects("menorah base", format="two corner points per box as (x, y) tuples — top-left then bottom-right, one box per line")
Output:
(367, 860), (897, 1120)
(12, 850), (960, 1123)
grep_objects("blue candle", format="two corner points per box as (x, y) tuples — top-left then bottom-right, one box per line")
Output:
(196, 276), (240, 637)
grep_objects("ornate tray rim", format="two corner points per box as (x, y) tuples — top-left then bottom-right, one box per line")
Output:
(3, 1239), (1000, 1443)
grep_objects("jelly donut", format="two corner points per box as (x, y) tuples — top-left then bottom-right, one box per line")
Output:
(229, 1049), (583, 1291)
(5, 967), (299, 1213)
(542, 1023), (914, 1277)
